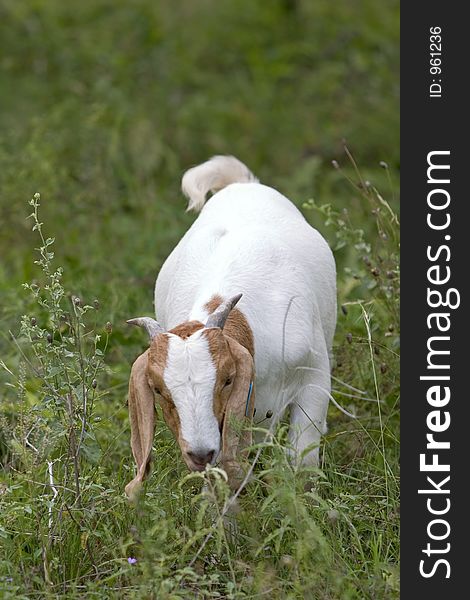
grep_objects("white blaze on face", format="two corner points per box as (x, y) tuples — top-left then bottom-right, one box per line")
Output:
(163, 330), (220, 459)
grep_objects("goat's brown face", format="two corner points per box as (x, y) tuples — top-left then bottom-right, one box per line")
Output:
(144, 325), (252, 473)
(125, 294), (255, 497)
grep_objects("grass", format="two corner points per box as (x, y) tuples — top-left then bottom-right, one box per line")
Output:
(0, 1), (399, 598)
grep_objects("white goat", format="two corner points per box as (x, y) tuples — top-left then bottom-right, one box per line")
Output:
(125, 156), (336, 498)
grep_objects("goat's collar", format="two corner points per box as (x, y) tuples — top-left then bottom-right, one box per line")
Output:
(245, 381), (254, 417)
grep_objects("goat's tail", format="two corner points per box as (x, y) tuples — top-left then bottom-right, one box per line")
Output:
(182, 155), (258, 212)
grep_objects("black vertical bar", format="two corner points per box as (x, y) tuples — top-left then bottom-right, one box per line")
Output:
(401, 3), (466, 597)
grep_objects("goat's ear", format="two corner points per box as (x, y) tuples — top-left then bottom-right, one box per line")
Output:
(125, 350), (155, 501)
(221, 337), (255, 490)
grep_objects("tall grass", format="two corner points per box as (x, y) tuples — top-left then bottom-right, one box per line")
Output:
(1, 149), (399, 599)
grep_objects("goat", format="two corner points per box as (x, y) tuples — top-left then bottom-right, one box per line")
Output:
(125, 156), (336, 499)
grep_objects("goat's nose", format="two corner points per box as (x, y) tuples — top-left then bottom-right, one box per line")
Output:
(187, 450), (215, 468)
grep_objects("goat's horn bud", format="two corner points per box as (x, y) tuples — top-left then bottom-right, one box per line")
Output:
(127, 317), (165, 340)
(205, 293), (243, 329)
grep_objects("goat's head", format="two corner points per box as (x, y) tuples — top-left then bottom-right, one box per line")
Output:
(125, 294), (255, 498)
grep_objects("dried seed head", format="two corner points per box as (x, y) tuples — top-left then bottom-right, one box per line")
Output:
(371, 267), (380, 277)
(379, 161), (389, 169)
(31, 317), (37, 326)
(380, 363), (388, 374)
(47, 333), (53, 344)
(280, 555), (295, 568)
(363, 256), (372, 267)
(327, 509), (339, 523)
(346, 333), (353, 344)
(386, 271), (395, 279)
(91, 379), (97, 389)
(93, 299), (100, 309)
(374, 346), (380, 356)
(341, 305), (348, 315)
(332, 160), (340, 170)
(73, 296), (81, 306)
(105, 321), (113, 334)
(388, 324), (394, 332)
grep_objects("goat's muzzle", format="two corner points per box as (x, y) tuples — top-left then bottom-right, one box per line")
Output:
(186, 449), (216, 471)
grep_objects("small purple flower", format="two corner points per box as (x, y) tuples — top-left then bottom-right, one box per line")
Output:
(127, 557), (137, 565)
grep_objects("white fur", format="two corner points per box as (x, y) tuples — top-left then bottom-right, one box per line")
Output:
(164, 330), (220, 459)
(156, 156), (337, 466)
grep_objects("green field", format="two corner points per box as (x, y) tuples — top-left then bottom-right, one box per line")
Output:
(0, 1), (400, 598)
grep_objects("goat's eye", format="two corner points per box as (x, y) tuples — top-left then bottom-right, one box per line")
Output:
(224, 377), (233, 388)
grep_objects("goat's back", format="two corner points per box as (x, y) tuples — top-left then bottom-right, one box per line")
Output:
(155, 163), (336, 379)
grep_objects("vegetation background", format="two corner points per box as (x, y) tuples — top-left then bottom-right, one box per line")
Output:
(0, 1), (399, 598)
